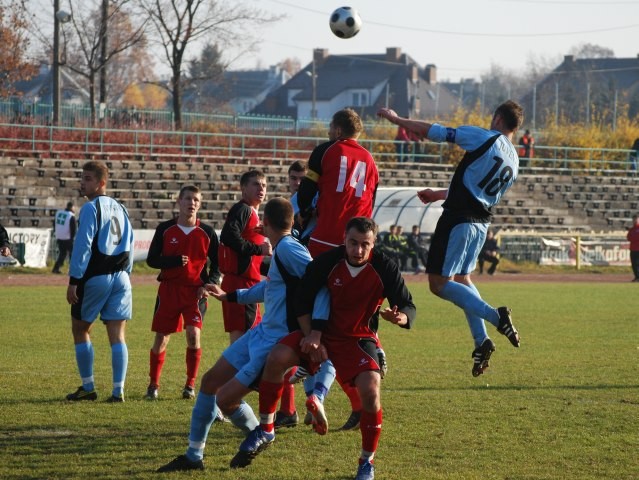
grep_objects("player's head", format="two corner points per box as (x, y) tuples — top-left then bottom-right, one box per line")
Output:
(240, 170), (267, 207)
(329, 108), (364, 141)
(288, 160), (307, 194)
(491, 100), (524, 133)
(177, 185), (202, 219)
(344, 217), (378, 267)
(633, 214), (639, 225)
(66, 201), (74, 211)
(412, 224), (420, 234)
(80, 161), (108, 199)
(263, 197), (293, 233)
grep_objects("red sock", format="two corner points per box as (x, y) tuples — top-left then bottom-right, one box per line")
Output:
(337, 373), (362, 411)
(360, 409), (383, 456)
(185, 348), (202, 388)
(278, 369), (296, 415)
(259, 380), (285, 433)
(149, 349), (166, 388)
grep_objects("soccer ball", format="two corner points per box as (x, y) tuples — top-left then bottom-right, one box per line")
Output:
(329, 7), (362, 39)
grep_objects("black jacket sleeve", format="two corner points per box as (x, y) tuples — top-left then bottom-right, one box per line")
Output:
(146, 220), (183, 270)
(297, 141), (333, 216)
(0, 224), (10, 249)
(202, 223), (221, 285)
(220, 202), (262, 256)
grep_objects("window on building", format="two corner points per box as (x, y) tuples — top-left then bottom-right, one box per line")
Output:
(352, 91), (368, 106)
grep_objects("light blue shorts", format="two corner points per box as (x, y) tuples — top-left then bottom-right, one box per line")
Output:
(441, 222), (488, 277)
(222, 326), (279, 387)
(74, 271), (132, 322)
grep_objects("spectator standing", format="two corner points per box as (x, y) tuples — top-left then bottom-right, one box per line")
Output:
(630, 138), (639, 171)
(52, 201), (77, 274)
(219, 170), (271, 345)
(377, 101), (523, 378)
(627, 214), (639, 281)
(65, 161), (134, 402)
(477, 229), (500, 275)
(518, 129), (534, 167)
(144, 186), (221, 401)
(394, 125), (411, 162)
(0, 222), (11, 257)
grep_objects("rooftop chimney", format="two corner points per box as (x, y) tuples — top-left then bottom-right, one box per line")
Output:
(424, 64), (437, 84)
(313, 48), (329, 66)
(386, 47), (402, 63)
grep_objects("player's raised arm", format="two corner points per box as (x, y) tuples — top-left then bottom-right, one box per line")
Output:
(377, 108), (432, 140)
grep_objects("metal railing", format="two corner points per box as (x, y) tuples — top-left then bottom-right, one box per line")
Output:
(0, 121), (636, 172)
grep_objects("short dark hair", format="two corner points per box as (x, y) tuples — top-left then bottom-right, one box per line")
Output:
(345, 217), (378, 237)
(240, 169), (265, 186)
(66, 201), (74, 210)
(178, 185), (201, 199)
(332, 108), (364, 138)
(494, 100), (524, 132)
(288, 160), (307, 175)
(264, 197), (293, 231)
(82, 161), (109, 182)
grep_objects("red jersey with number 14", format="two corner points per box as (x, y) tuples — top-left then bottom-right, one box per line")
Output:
(303, 139), (379, 249)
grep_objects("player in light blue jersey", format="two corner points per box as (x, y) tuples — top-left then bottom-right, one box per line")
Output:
(378, 101), (523, 377)
(157, 197), (321, 473)
(65, 161), (134, 403)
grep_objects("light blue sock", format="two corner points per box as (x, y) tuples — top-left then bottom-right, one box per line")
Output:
(111, 343), (128, 397)
(186, 392), (218, 462)
(313, 360), (336, 403)
(303, 374), (314, 397)
(463, 283), (489, 347)
(439, 281), (499, 325)
(228, 400), (259, 434)
(75, 342), (94, 392)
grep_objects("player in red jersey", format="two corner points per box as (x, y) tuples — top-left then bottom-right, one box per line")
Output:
(145, 186), (221, 401)
(297, 108), (379, 258)
(230, 217), (415, 480)
(219, 170), (272, 344)
(296, 108), (380, 430)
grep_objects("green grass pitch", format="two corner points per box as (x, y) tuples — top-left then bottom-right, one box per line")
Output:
(0, 280), (636, 479)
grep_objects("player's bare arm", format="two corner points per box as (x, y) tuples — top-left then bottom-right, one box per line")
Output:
(380, 306), (408, 327)
(417, 188), (448, 204)
(376, 107), (432, 140)
(204, 283), (227, 301)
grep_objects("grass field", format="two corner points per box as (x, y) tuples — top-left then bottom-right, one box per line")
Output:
(0, 279), (637, 480)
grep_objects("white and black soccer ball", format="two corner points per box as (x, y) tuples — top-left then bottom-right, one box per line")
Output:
(329, 6), (362, 39)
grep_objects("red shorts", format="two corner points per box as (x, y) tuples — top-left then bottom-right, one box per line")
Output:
(278, 331), (381, 385)
(151, 282), (207, 334)
(221, 274), (262, 333)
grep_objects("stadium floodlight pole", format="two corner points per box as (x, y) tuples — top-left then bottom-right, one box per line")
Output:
(53, 1), (72, 126)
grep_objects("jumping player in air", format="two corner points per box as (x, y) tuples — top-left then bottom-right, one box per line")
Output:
(65, 161), (134, 403)
(231, 217), (415, 480)
(377, 101), (523, 377)
(144, 185), (221, 401)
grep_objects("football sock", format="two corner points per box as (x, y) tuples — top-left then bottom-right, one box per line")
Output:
(463, 283), (489, 347)
(75, 342), (95, 392)
(360, 409), (382, 459)
(337, 374), (362, 411)
(278, 370), (296, 415)
(312, 360), (336, 402)
(185, 347), (201, 388)
(439, 281), (500, 325)
(111, 342), (128, 397)
(149, 349), (166, 388)
(186, 392), (218, 461)
(259, 380), (285, 431)
(228, 400), (259, 434)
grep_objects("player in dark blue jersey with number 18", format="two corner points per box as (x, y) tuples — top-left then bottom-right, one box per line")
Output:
(65, 161), (134, 403)
(378, 101), (523, 377)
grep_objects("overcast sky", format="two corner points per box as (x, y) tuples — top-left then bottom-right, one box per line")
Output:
(239, 0), (639, 81)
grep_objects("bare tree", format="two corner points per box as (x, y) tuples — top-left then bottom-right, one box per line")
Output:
(138, 0), (280, 130)
(0, 1), (37, 98)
